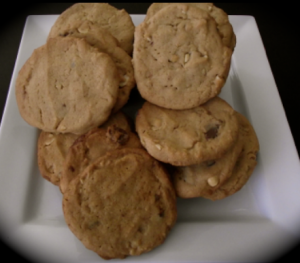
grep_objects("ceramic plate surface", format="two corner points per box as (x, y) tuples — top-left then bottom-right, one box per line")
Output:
(1, 14), (300, 263)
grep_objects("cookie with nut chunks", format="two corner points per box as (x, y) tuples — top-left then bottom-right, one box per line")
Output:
(133, 3), (232, 109)
(172, 122), (243, 198)
(62, 148), (177, 259)
(145, 3), (236, 50)
(202, 112), (260, 200)
(135, 97), (239, 166)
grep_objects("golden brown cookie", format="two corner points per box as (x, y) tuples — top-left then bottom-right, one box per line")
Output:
(145, 3), (236, 50)
(62, 148), (177, 259)
(172, 128), (243, 198)
(133, 3), (232, 110)
(135, 97), (239, 166)
(37, 111), (133, 186)
(15, 37), (119, 134)
(60, 125), (142, 193)
(202, 112), (260, 200)
(55, 21), (135, 112)
(48, 3), (135, 55)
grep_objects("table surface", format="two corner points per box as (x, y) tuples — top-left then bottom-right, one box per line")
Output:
(0, 3), (299, 263)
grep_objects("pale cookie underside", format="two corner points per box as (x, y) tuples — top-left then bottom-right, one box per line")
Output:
(133, 3), (232, 110)
(48, 3), (135, 55)
(62, 148), (177, 259)
(135, 97), (239, 166)
(16, 37), (119, 134)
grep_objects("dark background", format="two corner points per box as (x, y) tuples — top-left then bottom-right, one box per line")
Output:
(0, 3), (299, 263)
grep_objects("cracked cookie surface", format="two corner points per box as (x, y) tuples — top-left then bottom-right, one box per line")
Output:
(133, 3), (232, 109)
(15, 37), (119, 134)
(135, 97), (239, 166)
(62, 148), (177, 259)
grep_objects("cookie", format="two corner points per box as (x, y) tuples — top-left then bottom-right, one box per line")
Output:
(145, 3), (236, 50)
(48, 3), (135, 55)
(133, 3), (232, 110)
(56, 21), (135, 112)
(172, 125), (244, 198)
(37, 131), (79, 186)
(15, 37), (119, 134)
(135, 97), (239, 166)
(202, 112), (260, 200)
(60, 125), (142, 193)
(37, 111), (132, 186)
(62, 148), (177, 259)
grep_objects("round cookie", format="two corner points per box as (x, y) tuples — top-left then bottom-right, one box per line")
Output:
(202, 112), (260, 201)
(133, 3), (232, 110)
(15, 37), (119, 134)
(62, 148), (177, 259)
(56, 21), (136, 112)
(172, 128), (244, 198)
(48, 3), (135, 55)
(135, 97), (239, 166)
(60, 125), (142, 193)
(37, 111), (132, 186)
(145, 3), (236, 50)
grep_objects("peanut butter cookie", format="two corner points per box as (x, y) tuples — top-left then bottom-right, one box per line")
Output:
(62, 148), (177, 259)
(133, 3), (232, 109)
(15, 37), (119, 134)
(135, 97), (239, 166)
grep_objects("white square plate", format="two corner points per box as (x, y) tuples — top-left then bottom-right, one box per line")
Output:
(1, 15), (300, 263)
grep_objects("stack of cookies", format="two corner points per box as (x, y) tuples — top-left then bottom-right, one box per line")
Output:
(14, 2), (260, 261)
(16, 3), (136, 136)
(135, 100), (259, 200)
(15, 3), (177, 260)
(133, 3), (259, 201)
